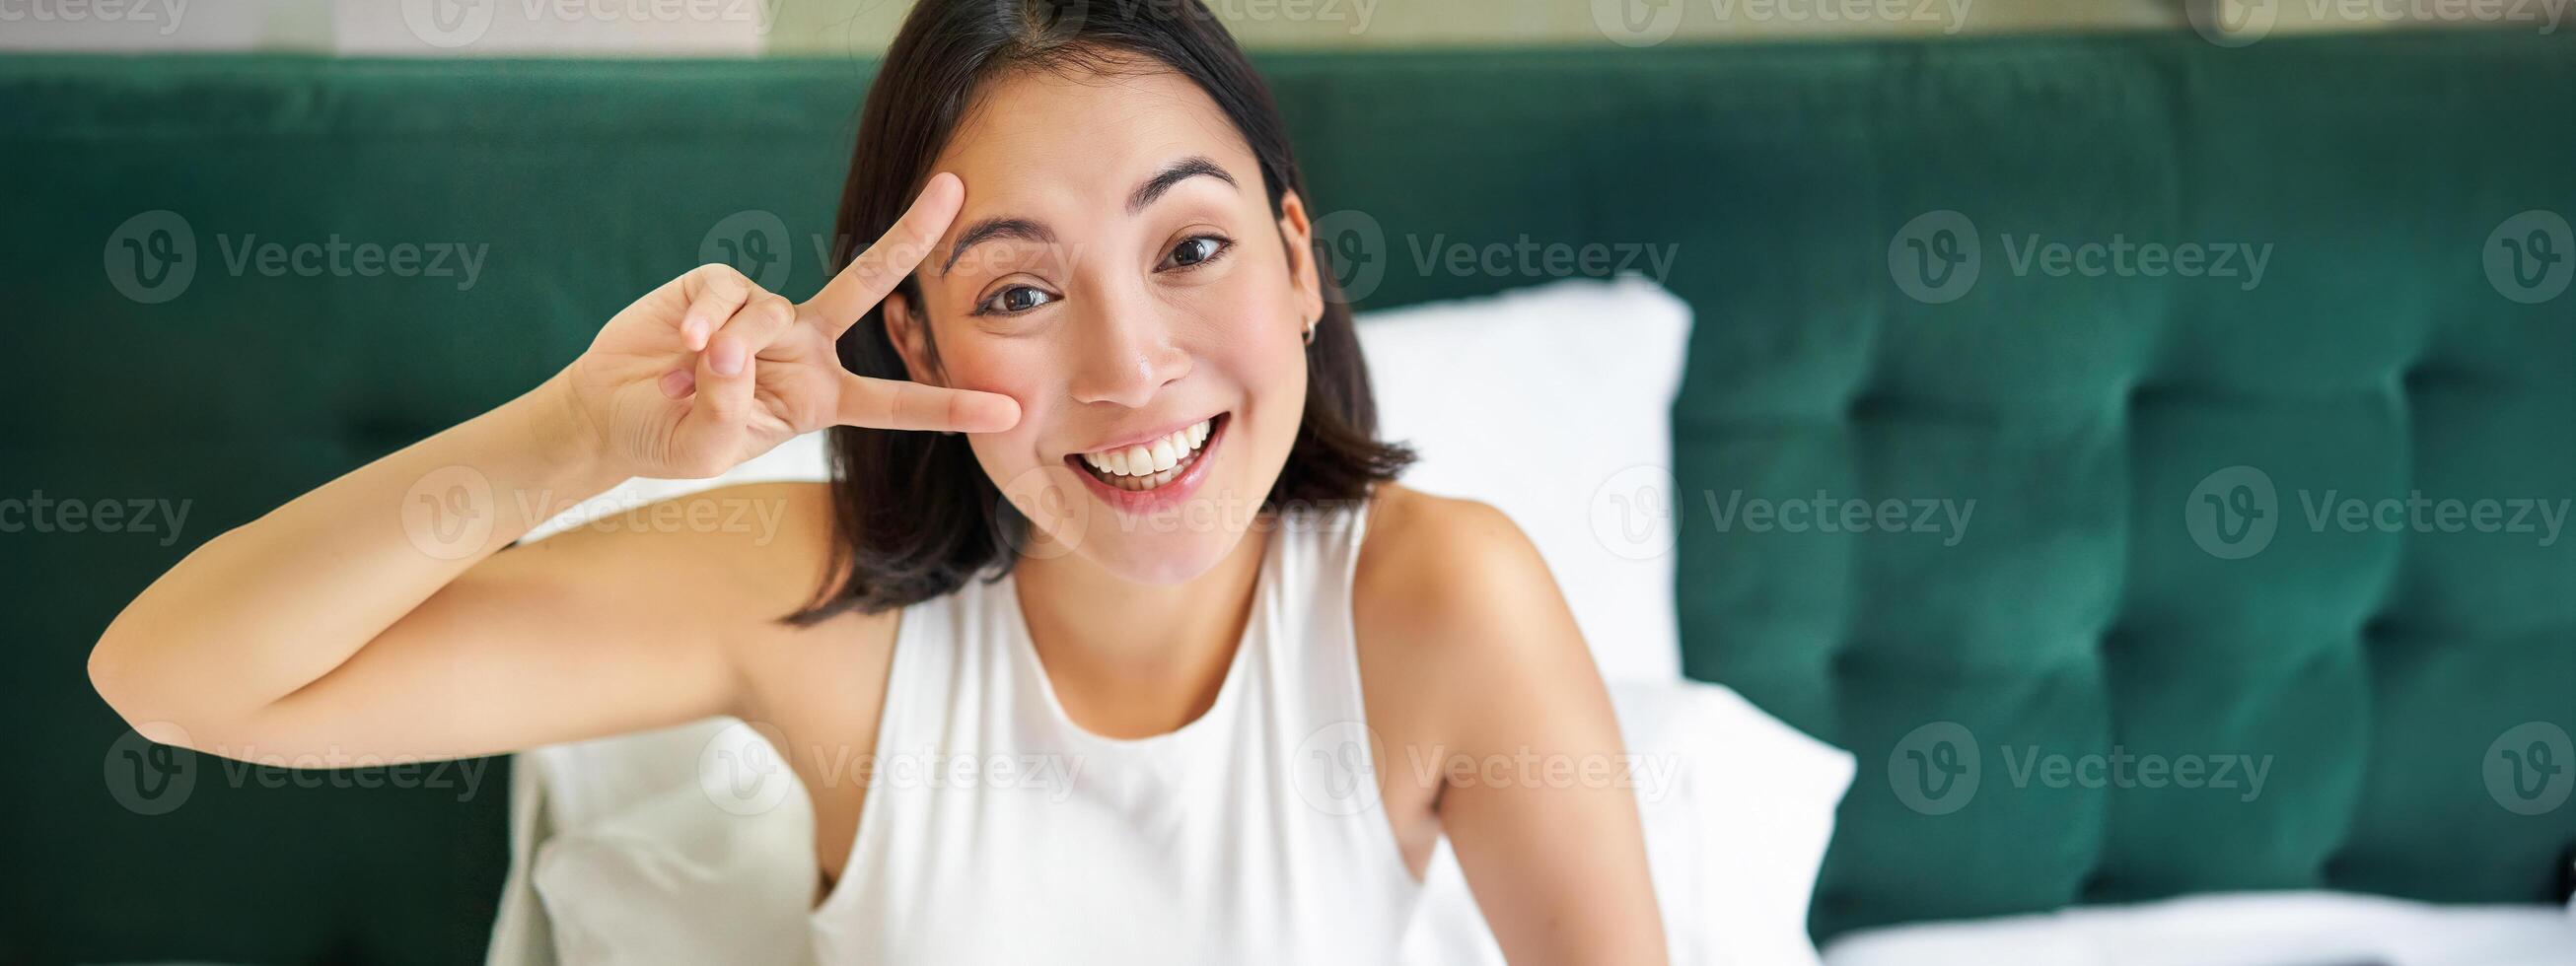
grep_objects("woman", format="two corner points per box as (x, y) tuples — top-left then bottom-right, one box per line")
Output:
(88, 0), (1665, 961)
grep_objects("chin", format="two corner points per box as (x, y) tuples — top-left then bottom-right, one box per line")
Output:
(1073, 526), (1245, 586)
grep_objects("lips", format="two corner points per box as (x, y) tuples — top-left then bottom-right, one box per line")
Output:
(1072, 415), (1215, 490)
(1063, 412), (1230, 513)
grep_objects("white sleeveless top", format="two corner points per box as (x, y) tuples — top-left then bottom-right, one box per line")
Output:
(809, 499), (1423, 965)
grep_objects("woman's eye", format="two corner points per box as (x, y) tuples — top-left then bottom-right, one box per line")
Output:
(1161, 235), (1234, 271)
(976, 285), (1057, 315)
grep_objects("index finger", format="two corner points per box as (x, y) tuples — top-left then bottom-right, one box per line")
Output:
(802, 172), (966, 336)
(837, 372), (1022, 434)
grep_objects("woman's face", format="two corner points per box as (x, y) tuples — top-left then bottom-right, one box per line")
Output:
(886, 62), (1323, 585)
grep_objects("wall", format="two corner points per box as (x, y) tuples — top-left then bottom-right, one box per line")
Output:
(2, 0), (2555, 54)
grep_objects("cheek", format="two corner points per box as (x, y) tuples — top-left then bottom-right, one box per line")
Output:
(1188, 310), (1308, 465)
(1171, 266), (1298, 357)
(1162, 267), (1305, 405)
(938, 338), (1059, 464)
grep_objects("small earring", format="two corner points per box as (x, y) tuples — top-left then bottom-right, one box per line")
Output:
(1301, 314), (1317, 347)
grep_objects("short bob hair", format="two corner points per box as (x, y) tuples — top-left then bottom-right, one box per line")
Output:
(788, 0), (1412, 623)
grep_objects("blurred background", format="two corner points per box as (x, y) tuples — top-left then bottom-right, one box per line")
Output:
(12, 0), (2576, 964)
(0, 0), (2546, 53)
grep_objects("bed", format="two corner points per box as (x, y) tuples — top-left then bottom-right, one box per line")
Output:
(11, 28), (2575, 962)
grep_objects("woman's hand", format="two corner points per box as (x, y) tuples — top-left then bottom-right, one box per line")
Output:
(89, 174), (1014, 770)
(560, 172), (1019, 480)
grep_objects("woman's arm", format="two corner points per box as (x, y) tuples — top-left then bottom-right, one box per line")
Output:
(88, 172), (1014, 766)
(1359, 491), (1670, 965)
(85, 372), (714, 763)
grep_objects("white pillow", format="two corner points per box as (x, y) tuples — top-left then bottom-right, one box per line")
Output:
(1355, 275), (1692, 683)
(1398, 679), (1855, 966)
(524, 720), (817, 966)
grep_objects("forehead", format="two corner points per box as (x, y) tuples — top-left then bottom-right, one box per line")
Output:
(931, 60), (1259, 211)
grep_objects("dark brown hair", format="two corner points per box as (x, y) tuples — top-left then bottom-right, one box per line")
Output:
(787, 0), (1411, 624)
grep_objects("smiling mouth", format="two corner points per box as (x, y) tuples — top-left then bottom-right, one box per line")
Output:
(1067, 413), (1226, 492)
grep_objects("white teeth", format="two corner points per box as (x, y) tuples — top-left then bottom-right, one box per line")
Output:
(1077, 417), (1214, 479)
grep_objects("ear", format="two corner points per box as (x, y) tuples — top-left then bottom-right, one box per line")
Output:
(1275, 190), (1326, 326)
(881, 289), (939, 384)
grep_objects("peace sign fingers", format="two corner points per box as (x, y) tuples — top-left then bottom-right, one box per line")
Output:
(802, 172), (966, 339)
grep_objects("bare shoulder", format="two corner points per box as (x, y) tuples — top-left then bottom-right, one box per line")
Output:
(1351, 485), (1660, 963)
(1351, 484), (1594, 736)
(1353, 482), (1566, 646)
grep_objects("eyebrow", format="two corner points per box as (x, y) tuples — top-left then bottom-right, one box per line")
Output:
(1127, 155), (1237, 215)
(941, 218), (1054, 275)
(939, 157), (1240, 274)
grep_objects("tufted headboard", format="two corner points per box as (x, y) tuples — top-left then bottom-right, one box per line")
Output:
(6, 31), (2572, 962)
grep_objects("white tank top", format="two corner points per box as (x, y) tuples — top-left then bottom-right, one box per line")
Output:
(809, 499), (1424, 965)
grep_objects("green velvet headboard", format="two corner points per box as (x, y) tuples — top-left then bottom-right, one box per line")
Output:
(8, 30), (2573, 963)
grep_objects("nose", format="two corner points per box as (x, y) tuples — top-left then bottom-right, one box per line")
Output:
(1065, 288), (1190, 409)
